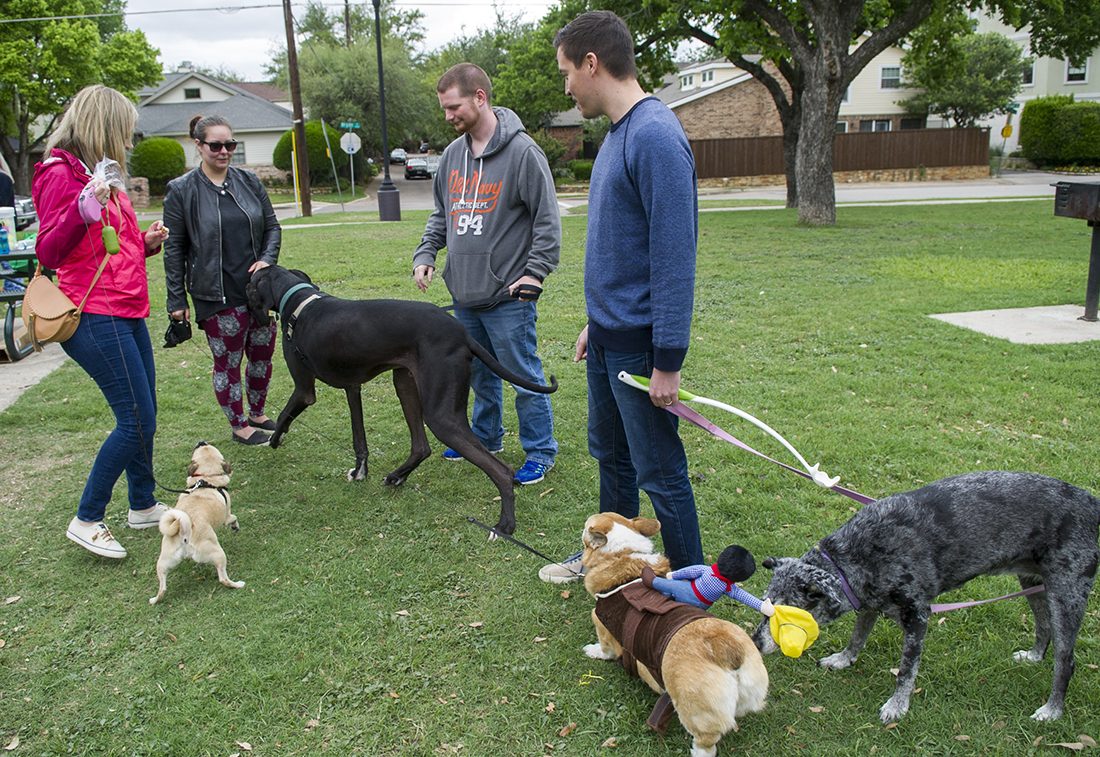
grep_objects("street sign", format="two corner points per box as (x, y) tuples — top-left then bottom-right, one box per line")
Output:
(340, 132), (362, 155)
(339, 121), (361, 129)
(1001, 124), (1013, 139)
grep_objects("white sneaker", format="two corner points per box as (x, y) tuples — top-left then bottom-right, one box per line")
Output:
(538, 550), (585, 584)
(127, 502), (169, 530)
(66, 518), (127, 559)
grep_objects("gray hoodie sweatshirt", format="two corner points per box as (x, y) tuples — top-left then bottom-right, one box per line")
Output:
(413, 107), (560, 305)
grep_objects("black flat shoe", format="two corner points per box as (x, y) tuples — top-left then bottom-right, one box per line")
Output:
(248, 418), (276, 431)
(233, 430), (271, 446)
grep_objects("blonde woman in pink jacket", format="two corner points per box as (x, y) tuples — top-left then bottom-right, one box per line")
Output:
(32, 84), (170, 560)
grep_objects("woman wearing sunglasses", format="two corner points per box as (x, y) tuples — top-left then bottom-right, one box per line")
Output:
(163, 114), (282, 445)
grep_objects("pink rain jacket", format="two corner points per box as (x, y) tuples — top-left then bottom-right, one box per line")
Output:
(32, 149), (160, 318)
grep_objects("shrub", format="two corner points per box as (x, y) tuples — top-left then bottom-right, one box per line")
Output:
(273, 121), (349, 184)
(568, 159), (593, 181)
(528, 129), (567, 170)
(130, 137), (186, 194)
(1019, 94), (1074, 166)
(1056, 102), (1100, 165)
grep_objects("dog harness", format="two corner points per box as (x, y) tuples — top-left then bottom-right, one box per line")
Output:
(187, 479), (230, 506)
(594, 580), (710, 688)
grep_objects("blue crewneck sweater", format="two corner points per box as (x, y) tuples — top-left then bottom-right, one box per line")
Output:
(584, 97), (698, 372)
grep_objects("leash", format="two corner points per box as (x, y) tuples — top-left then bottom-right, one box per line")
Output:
(440, 285), (543, 312)
(616, 373), (873, 505)
(466, 516), (584, 576)
(820, 546), (1046, 613)
(76, 200), (191, 498)
(931, 584), (1046, 613)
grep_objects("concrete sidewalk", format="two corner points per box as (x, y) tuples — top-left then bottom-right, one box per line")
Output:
(0, 170), (1086, 413)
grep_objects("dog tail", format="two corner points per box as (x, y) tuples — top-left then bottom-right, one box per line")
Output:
(158, 509), (193, 544)
(467, 337), (558, 394)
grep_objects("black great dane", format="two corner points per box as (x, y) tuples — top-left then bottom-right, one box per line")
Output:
(247, 265), (558, 536)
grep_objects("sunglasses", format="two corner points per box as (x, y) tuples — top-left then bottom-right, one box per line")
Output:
(201, 139), (238, 153)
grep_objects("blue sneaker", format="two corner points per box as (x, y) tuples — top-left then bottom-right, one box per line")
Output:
(442, 446), (503, 461)
(514, 459), (553, 485)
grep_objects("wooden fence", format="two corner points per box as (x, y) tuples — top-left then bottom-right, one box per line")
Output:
(690, 127), (990, 179)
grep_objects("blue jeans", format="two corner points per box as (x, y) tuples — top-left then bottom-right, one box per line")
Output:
(586, 342), (703, 570)
(62, 314), (157, 522)
(453, 300), (557, 465)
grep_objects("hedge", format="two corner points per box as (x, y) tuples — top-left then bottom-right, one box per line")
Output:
(1018, 95), (1100, 166)
(568, 159), (593, 181)
(130, 137), (186, 195)
(273, 121), (349, 184)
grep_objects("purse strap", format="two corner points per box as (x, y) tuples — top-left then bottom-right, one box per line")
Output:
(33, 248), (112, 314)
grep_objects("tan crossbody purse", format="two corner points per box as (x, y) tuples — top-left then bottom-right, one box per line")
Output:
(22, 254), (111, 351)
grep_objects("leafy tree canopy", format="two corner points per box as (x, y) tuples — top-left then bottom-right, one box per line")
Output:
(0, 0), (161, 190)
(900, 29), (1032, 127)
(418, 11), (533, 147)
(497, 0), (1100, 225)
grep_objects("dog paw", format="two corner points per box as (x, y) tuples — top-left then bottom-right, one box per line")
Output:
(346, 467), (367, 482)
(584, 643), (615, 660)
(819, 651), (855, 670)
(879, 696), (909, 723)
(269, 434), (283, 449)
(149, 596), (161, 605)
(1031, 703), (1063, 721)
(226, 580), (245, 589)
(382, 472), (407, 487)
(1013, 649), (1043, 663)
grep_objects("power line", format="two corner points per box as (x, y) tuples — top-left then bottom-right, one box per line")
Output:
(0, 1), (550, 24)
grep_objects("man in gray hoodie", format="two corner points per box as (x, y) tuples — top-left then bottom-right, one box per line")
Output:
(413, 63), (560, 486)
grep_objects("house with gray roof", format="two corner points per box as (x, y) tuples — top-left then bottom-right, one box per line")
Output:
(137, 70), (293, 170)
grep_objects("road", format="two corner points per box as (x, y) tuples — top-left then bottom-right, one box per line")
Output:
(274, 164), (437, 221)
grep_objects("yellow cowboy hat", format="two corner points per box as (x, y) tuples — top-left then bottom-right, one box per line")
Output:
(769, 604), (820, 658)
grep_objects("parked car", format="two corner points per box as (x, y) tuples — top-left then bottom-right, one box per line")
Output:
(419, 141), (430, 153)
(389, 148), (407, 165)
(425, 155), (440, 176)
(404, 157), (430, 180)
(14, 195), (36, 230)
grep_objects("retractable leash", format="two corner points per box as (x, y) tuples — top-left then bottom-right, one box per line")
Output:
(616, 373), (877, 505)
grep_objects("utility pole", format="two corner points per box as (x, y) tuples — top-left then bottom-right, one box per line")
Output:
(283, 0), (312, 216)
(372, 0), (400, 221)
(344, 0), (351, 47)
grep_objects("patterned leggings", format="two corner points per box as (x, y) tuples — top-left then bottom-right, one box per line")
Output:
(201, 306), (277, 431)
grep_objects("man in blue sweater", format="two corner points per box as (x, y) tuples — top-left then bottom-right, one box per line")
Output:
(539, 10), (704, 583)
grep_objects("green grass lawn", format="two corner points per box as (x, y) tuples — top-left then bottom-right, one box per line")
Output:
(3, 200), (1100, 755)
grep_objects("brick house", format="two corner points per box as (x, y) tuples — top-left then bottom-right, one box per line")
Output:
(549, 47), (932, 159)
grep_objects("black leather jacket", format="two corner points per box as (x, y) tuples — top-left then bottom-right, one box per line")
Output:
(163, 166), (281, 313)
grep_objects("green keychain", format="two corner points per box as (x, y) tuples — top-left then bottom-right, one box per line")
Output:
(101, 226), (120, 255)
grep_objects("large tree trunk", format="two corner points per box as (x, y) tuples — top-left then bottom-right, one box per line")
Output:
(14, 117), (33, 194)
(796, 66), (838, 226)
(782, 124), (799, 208)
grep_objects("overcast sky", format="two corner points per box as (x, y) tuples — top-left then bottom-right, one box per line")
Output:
(123, 0), (557, 82)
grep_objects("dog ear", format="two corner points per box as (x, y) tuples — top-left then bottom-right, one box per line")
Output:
(632, 517), (661, 537)
(222, 460), (232, 476)
(289, 268), (313, 284)
(188, 461), (199, 477)
(585, 528), (608, 550)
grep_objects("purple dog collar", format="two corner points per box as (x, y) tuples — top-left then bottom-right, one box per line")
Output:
(819, 547), (861, 610)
